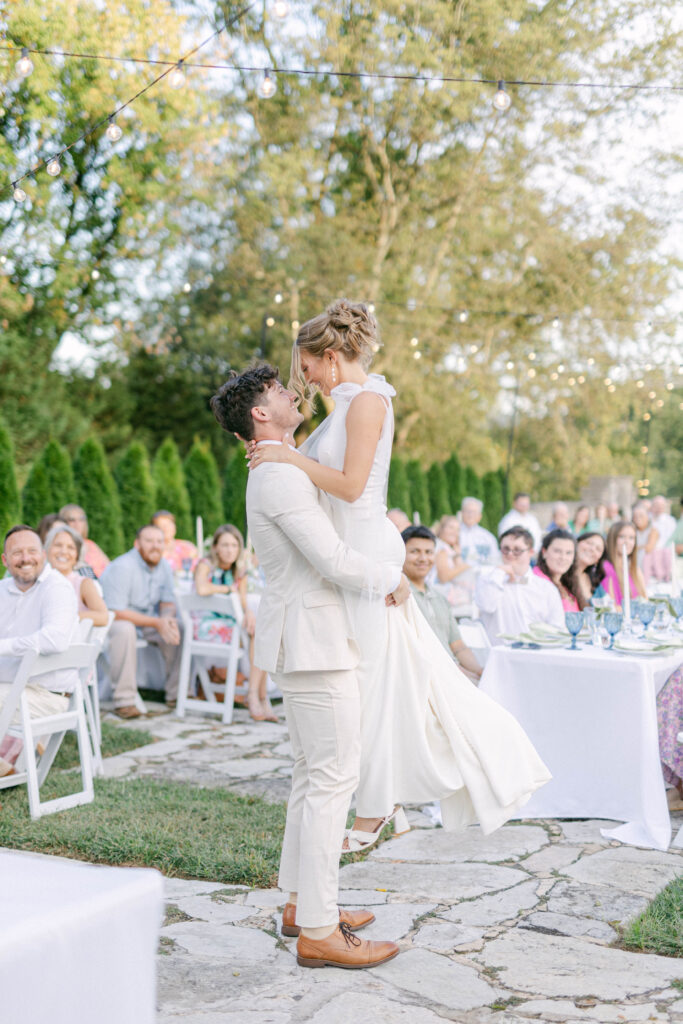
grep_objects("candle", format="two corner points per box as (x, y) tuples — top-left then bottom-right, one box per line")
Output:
(622, 542), (631, 623)
(196, 515), (204, 557)
(672, 543), (680, 599)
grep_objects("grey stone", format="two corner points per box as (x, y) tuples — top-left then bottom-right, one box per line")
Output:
(369, 824), (548, 863)
(337, 888), (389, 905)
(127, 737), (194, 758)
(412, 919), (484, 952)
(272, 741), (293, 757)
(376, 947), (499, 1010)
(100, 754), (137, 777)
(478, 931), (681, 998)
(515, 998), (592, 1021)
(520, 844), (584, 874)
(305, 991), (447, 1023)
(442, 879), (539, 926)
(519, 910), (618, 942)
(159, 1013), (292, 1024)
(546, 880), (649, 925)
(170, 895), (255, 924)
(162, 878), (234, 900)
(339, 859), (527, 900)
(669, 999), (683, 1014)
(405, 807), (439, 828)
(564, 847), (683, 898)
(558, 820), (620, 844)
(355, 901), (436, 941)
(245, 888), (286, 908)
(210, 757), (290, 777)
(162, 922), (281, 961)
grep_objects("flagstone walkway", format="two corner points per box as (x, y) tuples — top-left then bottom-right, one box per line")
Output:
(105, 704), (683, 1024)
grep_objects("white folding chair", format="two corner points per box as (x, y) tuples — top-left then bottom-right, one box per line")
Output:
(457, 619), (492, 669)
(81, 612), (116, 774)
(176, 593), (246, 724)
(0, 644), (98, 819)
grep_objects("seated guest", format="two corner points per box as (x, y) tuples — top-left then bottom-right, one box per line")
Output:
(632, 503), (658, 582)
(649, 495), (676, 583)
(573, 532), (608, 609)
(569, 504), (590, 536)
(600, 521), (647, 609)
(498, 493), (542, 553)
(402, 526), (482, 681)
(152, 509), (198, 574)
(459, 497), (499, 565)
(604, 501), (621, 532)
(387, 507), (411, 532)
(657, 664), (683, 810)
(587, 503), (607, 533)
(100, 524), (181, 718)
(0, 526), (78, 776)
(429, 515), (474, 609)
(547, 502), (571, 532)
(533, 529), (580, 611)
(59, 504), (110, 578)
(37, 513), (66, 544)
(45, 524), (108, 627)
(474, 526), (565, 642)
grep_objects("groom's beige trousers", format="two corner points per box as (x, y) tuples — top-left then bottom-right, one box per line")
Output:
(274, 664), (361, 930)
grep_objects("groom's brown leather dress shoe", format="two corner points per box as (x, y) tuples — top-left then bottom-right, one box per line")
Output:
(296, 922), (399, 969)
(281, 903), (375, 937)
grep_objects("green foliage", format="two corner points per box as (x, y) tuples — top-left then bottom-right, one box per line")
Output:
(40, 440), (75, 510)
(21, 460), (52, 528)
(482, 471), (505, 534)
(152, 438), (193, 540)
(387, 456), (412, 515)
(0, 421), (21, 537)
(115, 442), (157, 549)
(184, 438), (224, 536)
(620, 876), (683, 958)
(444, 454), (465, 514)
(73, 438), (124, 557)
(405, 460), (431, 525)
(427, 461), (451, 521)
(223, 447), (248, 537)
(464, 466), (483, 502)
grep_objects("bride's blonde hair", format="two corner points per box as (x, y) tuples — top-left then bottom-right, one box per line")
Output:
(290, 298), (379, 403)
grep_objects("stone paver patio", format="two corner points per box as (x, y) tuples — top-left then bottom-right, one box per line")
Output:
(104, 702), (683, 1023)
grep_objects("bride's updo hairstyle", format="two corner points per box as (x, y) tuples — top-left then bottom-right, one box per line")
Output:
(290, 298), (379, 403)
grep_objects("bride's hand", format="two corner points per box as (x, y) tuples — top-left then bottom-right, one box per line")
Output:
(248, 433), (296, 469)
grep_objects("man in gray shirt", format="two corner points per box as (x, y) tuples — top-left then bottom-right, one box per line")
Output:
(402, 525), (482, 682)
(101, 524), (181, 717)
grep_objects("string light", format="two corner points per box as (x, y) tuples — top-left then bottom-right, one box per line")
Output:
(648, 390), (656, 399)
(46, 158), (61, 177)
(105, 117), (122, 142)
(410, 337), (419, 347)
(91, 269), (100, 280)
(272, 0), (290, 16)
(607, 384), (616, 393)
(552, 317), (560, 329)
(528, 351), (536, 361)
(527, 367), (536, 378)
(291, 319), (300, 330)
(265, 316), (275, 326)
(12, 183), (26, 202)
(413, 351), (422, 360)
(368, 303), (375, 314)
(258, 70), (277, 98)
(274, 292), (283, 303)
(169, 61), (185, 89)
(550, 372), (558, 380)
(636, 380), (644, 388)
(182, 282), (192, 293)
(16, 47), (34, 78)
(506, 361), (515, 370)
(577, 375), (585, 383)
(643, 412), (651, 421)
(493, 80), (511, 111)
(458, 310), (469, 323)
(666, 382), (674, 390)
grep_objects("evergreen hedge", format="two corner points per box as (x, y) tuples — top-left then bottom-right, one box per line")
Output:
(464, 465), (483, 502)
(482, 470), (504, 535)
(152, 437), (193, 540)
(387, 457), (411, 516)
(184, 438), (224, 536)
(41, 440), (75, 511)
(427, 461), (451, 522)
(405, 459), (431, 525)
(222, 447), (248, 537)
(73, 438), (124, 557)
(444, 454), (465, 514)
(0, 421), (21, 538)
(115, 441), (157, 549)
(21, 460), (52, 528)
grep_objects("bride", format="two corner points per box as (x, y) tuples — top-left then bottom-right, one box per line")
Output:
(249, 299), (551, 848)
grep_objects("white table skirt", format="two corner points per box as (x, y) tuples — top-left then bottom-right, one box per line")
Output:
(0, 849), (164, 1023)
(480, 646), (683, 851)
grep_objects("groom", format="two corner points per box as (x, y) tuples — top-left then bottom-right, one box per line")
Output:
(211, 364), (408, 969)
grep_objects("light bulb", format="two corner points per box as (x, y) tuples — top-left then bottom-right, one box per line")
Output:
(12, 183), (26, 203)
(182, 282), (192, 293)
(106, 118), (122, 142)
(636, 380), (644, 388)
(528, 351), (536, 360)
(506, 361), (515, 370)
(368, 303), (375, 314)
(410, 337), (419, 347)
(169, 62), (185, 89)
(46, 158), (61, 177)
(666, 382), (674, 390)
(493, 80), (511, 112)
(272, 0), (290, 16)
(552, 317), (560, 329)
(458, 310), (468, 323)
(643, 412), (651, 421)
(557, 364), (564, 373)
(258, 70), (277, 99)
(577, 375), (585, 383)
(413, 351), (421, 360)
(265, 316), (275, 327)
(274, 292), (283, 304)
(648, 390), (656, 399)
(527, 368), (536, 378)
(91, 269), (100, 280)
(16, 47), (34, 78)
(291, 319), (300, 331)
(550, 372), (558, 380)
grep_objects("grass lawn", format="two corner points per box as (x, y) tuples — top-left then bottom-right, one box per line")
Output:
(53, 720), (154, 770)
(620, 876), (683, 957)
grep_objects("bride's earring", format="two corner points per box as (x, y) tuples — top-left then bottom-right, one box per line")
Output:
(330, 362), (337, 384)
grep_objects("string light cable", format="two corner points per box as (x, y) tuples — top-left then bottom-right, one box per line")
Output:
(1, 1), (256, 201)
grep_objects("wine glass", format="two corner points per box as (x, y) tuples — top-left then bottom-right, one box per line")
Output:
(476, 544), (489, 565)
(565, 611), (584, 650)
(637, 601), (655, 635)
(604, 612), (623, 649)
(670, 596), (683, 624)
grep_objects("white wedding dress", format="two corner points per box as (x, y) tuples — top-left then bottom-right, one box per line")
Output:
(303, 374), (551, 833)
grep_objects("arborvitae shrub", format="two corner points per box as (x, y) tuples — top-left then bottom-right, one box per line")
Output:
(222, 446), (248, 537)
(427, 461), (451, 522)
(73, 437), (124, 556)
(0, 421), (21, 537)
(115, 441), (157, 549)
(387, 456), (411, 517)
(405, 459), (431, 525)
(41, 440), (75, 511)
(152, 437), (193, 540)
(184, 437), (224, 537)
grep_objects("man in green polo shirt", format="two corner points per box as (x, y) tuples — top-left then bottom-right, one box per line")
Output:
(401, 525), (482, 682)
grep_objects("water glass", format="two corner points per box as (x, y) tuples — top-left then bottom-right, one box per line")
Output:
(476, 544), (489, 565)
(604, 612), (623, 649)
(637, 602), (655, 634)
(671, 596), (683, 622)
(565, 611), (584, 650)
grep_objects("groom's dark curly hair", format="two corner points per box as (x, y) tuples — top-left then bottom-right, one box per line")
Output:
(210, 364), (280, 441)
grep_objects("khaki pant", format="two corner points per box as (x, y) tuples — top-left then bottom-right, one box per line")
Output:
(274, 665), (360, 930)
(107, 620), (181, 707)
(0, 683), (69, 772)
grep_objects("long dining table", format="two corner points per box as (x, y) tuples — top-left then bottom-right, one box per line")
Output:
(479, 643), (682, 850)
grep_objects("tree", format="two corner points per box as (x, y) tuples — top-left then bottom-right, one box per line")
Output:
(40, 440), (75, 511)
(0, 421), (21, 537)
(444, 454), (465, 515)
(464, 466), (483, 503)
(115, 441), (157, 549)
(482, 471), (504, 535)
(152, 438), (193, 540)
(223, 447), (249, 537)
(427, 462), (451, 521)
(405, 460), (431, 525)
(387, 457), (412, 516)
(184, 438), (224, 537)
(21, 460), (52, 528)
(73, 438), (124, 556)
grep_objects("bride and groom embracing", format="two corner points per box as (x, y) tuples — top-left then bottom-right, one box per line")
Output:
(211, 300), (551, 970)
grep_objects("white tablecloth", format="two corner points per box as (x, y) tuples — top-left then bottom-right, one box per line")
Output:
(480, 645), (683, 850)
(0, 849), (164, 1023)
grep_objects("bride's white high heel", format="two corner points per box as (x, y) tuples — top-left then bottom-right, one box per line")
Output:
(342, 806), (410, 853)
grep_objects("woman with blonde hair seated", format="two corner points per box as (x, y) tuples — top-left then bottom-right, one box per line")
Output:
(600, 521), (647, 608)
(428, 515), (473, 609)
(44, 523), (108, 626)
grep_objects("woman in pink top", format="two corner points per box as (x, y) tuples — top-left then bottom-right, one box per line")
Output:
(600, 521), (647, 609)
(533, 529), (580, 612)
(152, 510), (199, 574)
(45, 524), (109, 626)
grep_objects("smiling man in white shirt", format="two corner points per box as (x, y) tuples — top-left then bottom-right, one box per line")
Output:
(474, 526), (565, 643)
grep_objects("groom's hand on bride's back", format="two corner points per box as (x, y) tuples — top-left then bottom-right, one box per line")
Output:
(386, 573), (410, 607)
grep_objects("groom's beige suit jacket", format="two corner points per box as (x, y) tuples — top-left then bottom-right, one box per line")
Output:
(247, 462), (396, 675)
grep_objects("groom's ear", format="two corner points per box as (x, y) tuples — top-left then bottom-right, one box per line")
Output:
(251, 404), (269, 425)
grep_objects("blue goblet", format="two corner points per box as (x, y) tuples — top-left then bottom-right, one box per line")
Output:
(565, 611), (584, 650)
(604, 612), (623, 649)
(671, 596), (683, 623)
(637, 602), (655, 635)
